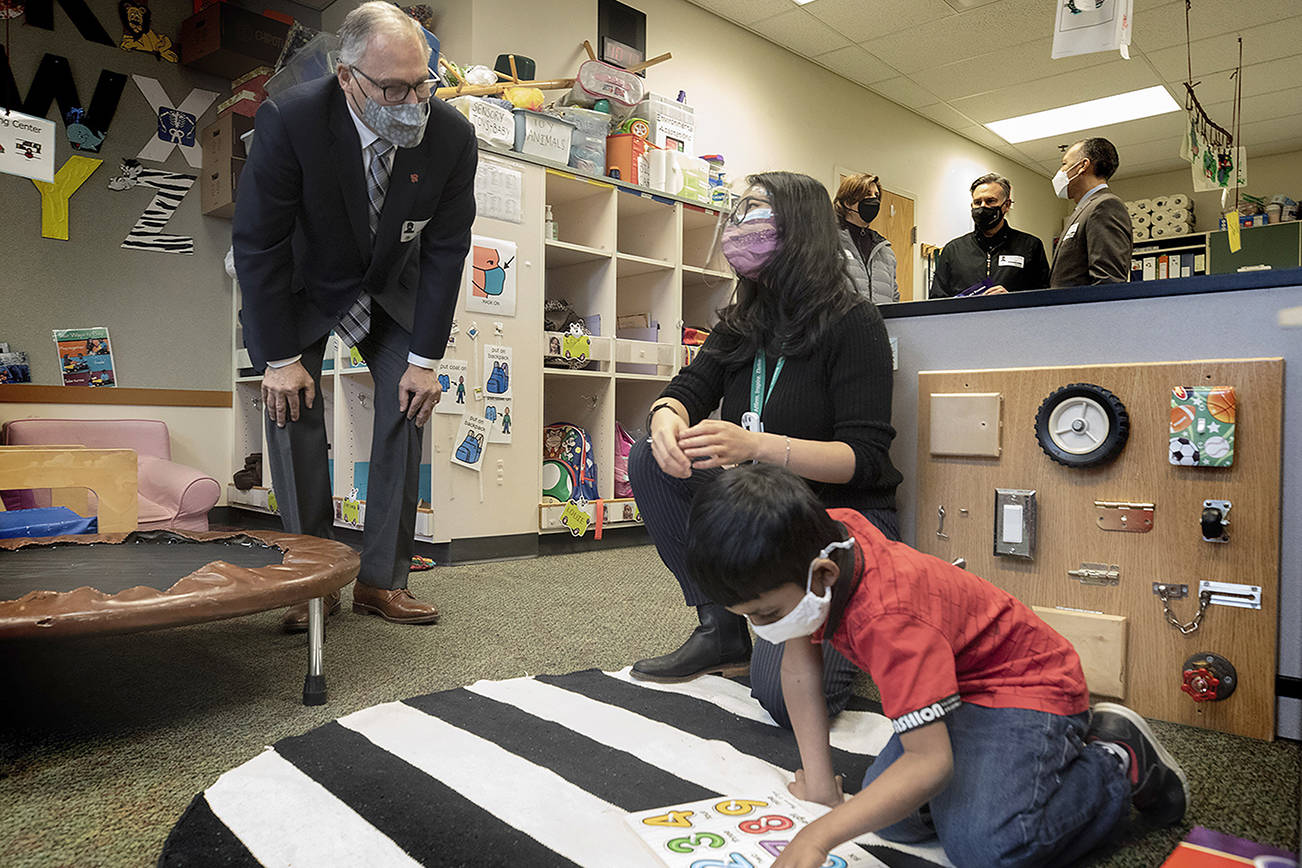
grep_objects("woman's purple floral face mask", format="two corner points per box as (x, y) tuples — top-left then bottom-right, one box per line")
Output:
(721, 194), (778, 279)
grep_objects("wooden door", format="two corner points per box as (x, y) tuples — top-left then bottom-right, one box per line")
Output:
(878, 189), (915, 301)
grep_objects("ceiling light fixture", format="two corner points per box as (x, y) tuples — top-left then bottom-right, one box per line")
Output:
(985, 85), (1180, 144)
(792, 0), (817, 5)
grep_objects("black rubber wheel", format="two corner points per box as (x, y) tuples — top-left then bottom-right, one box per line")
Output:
(1034, 383), (1129, 468)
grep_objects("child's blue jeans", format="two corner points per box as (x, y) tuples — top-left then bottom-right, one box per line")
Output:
(864, 702), (1130, 868)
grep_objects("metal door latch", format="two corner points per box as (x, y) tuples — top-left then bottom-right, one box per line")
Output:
(1095, 501), (1154, 532)
(936, 505), (949, 540)
(1068, 562), (1120, 586)
(1199, 580), (1261, 610)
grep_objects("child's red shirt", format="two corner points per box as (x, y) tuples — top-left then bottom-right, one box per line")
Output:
(813, 509), (1089, 733)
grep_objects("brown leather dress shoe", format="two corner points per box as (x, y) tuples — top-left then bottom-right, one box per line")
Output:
(351, 584), (440, 624)
(280, 591), (342, 633)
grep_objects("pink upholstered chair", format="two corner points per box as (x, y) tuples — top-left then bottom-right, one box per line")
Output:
(1, 419), (221, 531)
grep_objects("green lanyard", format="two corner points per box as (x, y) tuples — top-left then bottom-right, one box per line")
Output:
(750, 350), (785, 418)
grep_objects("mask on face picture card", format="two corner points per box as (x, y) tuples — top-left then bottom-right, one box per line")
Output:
(721, 208), (779, 279)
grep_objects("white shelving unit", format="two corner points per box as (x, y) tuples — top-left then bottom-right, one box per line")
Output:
(229, 152), (733, 548)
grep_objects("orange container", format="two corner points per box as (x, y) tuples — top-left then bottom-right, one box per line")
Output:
(606, 134), (657, 186)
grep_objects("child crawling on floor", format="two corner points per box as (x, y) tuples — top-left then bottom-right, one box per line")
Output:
(685, 464), (1188, 868)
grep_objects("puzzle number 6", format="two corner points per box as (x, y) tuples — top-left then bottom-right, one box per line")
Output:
(714, 799), (768, 816)
(666, 832), (725, 853)
(738, 814), (794, 834)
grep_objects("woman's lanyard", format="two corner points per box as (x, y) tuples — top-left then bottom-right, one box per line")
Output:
(743, 350), (785, 433)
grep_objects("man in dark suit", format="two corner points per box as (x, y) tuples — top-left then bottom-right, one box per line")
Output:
(233, 2), (476, 630)
(1049, 137), (1132, 288)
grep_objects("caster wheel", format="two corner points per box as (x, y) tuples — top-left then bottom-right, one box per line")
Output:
(1035, 383), (1129, 468)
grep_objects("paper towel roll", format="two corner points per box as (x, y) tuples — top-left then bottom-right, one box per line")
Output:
(1132, 226), (1151, 241)
(1134, 198), (1152, 211)
(1166, 222), (1190, 236)
(1151, 224), (1171, 238)
(1167, 207), (1192, 224)
(1168, 193), (1190, 209)
(1151, 210), (1169, 224)
(1153, 195), (1171, 210)
(1133, 213), (1151, 227)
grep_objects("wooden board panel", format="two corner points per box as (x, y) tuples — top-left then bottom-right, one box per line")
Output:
(1033, 607), (1127, 699)
(0, 384), (232, 407)
(0, 446), (138, 532)
(916, 359), (1283, 740)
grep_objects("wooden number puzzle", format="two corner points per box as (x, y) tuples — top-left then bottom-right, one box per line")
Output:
(626, 792), (873, 867)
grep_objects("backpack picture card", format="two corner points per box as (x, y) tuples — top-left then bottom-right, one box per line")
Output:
(483, 343), (512, 399)
(450, 413), (489, 471)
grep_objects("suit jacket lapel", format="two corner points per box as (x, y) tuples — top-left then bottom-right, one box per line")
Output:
(328, 90), (372, 265)
(376, 146), (421, 245)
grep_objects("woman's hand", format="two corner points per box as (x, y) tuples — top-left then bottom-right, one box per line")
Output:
(772, 828), (833, 868)
(649, 407), (692, 478)
(677, 420), (761, 469)
(788, 768), (845, 808)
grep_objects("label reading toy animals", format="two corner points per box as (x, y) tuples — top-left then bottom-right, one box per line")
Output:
(1170, 386), (1236, 467)
(626, 792), (873, 867)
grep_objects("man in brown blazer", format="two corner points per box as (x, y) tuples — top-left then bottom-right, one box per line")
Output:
(1049, 138), (1133, 288)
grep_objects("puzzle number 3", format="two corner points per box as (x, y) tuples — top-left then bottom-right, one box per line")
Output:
(667, 832), (725, 853)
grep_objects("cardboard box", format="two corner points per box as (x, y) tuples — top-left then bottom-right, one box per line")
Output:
(200, 113), (255, 165)
(606, 133), (656, 186)
(217, 90), (262, 119)
(202, 156), (245, 218)
(181, 5), (290, 79)
(231, 66), (273, 101)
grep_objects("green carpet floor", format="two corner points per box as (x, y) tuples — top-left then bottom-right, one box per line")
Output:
(0, 544), (1297, 867)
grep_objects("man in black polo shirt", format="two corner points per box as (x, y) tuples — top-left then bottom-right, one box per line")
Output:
(929, 173), (1050, 298)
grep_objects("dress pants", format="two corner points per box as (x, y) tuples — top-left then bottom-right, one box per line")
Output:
(264, 303), (423, 590)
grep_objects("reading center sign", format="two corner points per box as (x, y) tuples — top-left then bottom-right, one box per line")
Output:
(0, 109), (56, 183)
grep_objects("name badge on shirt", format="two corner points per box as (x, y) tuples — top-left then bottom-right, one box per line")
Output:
(400, 218), (431, 243)
(998, 254), (1025, 268)
(1062, 223), (1080, 241)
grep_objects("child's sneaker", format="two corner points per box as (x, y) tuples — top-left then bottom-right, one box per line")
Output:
(1088, 702), (1189, 826)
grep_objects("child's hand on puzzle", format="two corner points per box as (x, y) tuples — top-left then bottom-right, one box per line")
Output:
(771, 828), (833, 868)
(788, 768), (845, 808)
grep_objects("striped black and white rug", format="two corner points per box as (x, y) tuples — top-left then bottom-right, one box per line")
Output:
(159, 669), (952, 867)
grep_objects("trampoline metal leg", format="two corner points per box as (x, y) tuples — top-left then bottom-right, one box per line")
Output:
(302, 596), (327, 706)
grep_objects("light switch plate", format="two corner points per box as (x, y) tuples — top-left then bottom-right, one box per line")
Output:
(930, 393), (1002, 457)
(994, 488), (1036, 558)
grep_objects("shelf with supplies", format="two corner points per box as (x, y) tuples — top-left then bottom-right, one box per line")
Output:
(1130, 232), (1209, 282)
(229, 152), (735, 550)
(538, 496), (642, 535)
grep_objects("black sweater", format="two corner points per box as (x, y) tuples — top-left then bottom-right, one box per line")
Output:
(659, 300), (902, 512)
(929, 223), (1051, 298)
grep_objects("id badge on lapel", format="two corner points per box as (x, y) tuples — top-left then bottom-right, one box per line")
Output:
(400, 218), (431, 242)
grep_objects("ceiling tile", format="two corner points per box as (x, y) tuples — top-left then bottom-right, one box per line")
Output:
(1134, 0), (1298, 52)
(868, 76), (943, 109)
(804, 0), (956, 43)
(680, 0), (792, 26)
(859, 1), (1051, 74)
(950, 59), (1164, 124)
(1143, 16), (1302, 82)
(916, 101), (979, 130)
(749, 8), (852, 58)
(1251, 138), (1302, 161)
(812, 44), (898, 86)
(910, 35), (1121, 102)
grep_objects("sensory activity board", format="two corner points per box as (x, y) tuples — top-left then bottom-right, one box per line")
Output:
(627, 792), (873, 867)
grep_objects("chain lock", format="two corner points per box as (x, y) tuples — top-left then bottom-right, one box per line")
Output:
(1158, 586), (1213, 634)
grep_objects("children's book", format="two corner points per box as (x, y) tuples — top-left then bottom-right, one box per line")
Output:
(1160, 826), (1297, 867)
(626, 791), (874, 867)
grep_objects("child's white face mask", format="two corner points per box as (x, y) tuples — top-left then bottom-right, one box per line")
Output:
(750, 537), (855, 645)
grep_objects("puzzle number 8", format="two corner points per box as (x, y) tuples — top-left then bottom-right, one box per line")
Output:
(667, 832), (725, 853)
(738, 814), (794, 834)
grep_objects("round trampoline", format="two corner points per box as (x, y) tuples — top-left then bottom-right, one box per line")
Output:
(0, 530), (359, 704)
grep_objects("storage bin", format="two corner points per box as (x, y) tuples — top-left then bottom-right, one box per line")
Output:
(606, 134), (656, 186)
(558, 106), (609, 174)
(180, 4), (290, 79)
(631, 93), (695, 153)
(513, 110), (575, 163)
(449, 96), (515, 148)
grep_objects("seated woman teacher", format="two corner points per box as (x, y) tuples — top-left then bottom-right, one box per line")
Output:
(628, 170), (903, 727)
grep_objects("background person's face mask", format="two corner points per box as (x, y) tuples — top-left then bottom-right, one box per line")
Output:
(1053, 158), (1086, 200)
(363, 98), (430, 148)
(721, 207), (779, 279)
(750, 537), (855, 645)
(972, 204), (1004, 231)
(857, 197), (881, 225)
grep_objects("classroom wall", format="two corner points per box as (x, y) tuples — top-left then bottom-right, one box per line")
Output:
(1111, 150), (1302, 234)
(381, 0), (1071, 301)
(0, 0), (319, 390)
(883, 283), (1302, 739)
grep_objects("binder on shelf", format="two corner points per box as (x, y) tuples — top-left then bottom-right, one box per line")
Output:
(1157, 255), (1169, 280)
(1130, 259), (1142, 282)
(1142, 258), (1156, 281)
(1180, 253), (1193, 278)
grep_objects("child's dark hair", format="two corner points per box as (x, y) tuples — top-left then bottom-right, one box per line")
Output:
(687, 464), (850, 608)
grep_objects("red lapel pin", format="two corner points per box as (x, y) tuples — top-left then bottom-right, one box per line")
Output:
(410, 173), (420, 183)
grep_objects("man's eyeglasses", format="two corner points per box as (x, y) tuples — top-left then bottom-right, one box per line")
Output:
(351, 66), (437, 103)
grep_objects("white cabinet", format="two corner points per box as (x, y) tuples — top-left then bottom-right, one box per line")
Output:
(228, 151), (732, 546)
